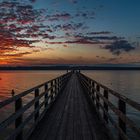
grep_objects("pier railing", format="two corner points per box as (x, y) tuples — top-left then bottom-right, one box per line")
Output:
(0, 72), (72, 140)
(77, 72), (140, 140)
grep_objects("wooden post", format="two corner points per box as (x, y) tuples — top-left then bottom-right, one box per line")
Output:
(44, 84), (48, 108)
(51, 81), (53, 102)
(91, 82), (95, 103)
(57, 79), (58, 93)
(87, 79), (90, 94)
(96, 85), (100, 110)
(118, 99), (126, 140)
(15, 94), (23, 140)
(58, 78), (60, 92)
(55, 79), (57, 95)
(34, 89), (39, 122)
(11, 89), (15, 96)
(103, 89), (108, 123)
(61, 76), (63, 89)
(59, 77), (62, 89)
(88, 79), (90, 94)
(53, 80), (56, 99)
(89, 80), (92, 96)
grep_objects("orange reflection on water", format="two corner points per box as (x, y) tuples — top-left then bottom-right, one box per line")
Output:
(0, 71), (65, 101)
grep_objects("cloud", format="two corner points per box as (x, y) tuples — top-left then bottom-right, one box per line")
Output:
(46, 39), (107, 45)
(69, 0), (78, 4)
(0, 52), (32, 57)
(0, 0), (47, 57)
(44, 33), (122, 45)
(47, 13), (72, 21)
(29, 0), (36, 3)
(87, 31), (112, 35)
(52, 23), (84, 32)
(104, 40), (135, 55)
(75, 11), (95, 19)
(75, 35), (123, 41)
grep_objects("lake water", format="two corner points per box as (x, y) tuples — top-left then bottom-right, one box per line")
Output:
(0, 70), (140, 139)
(0, 70), (65, 101)
(83, 70), (140, 102)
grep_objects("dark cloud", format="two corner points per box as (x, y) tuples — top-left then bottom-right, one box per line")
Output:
(44, 33), (123, 45)
(52, 23), (84, 31)
(87, 31), (112, 35)
(104, 40), (135, 55)
(47, 13), (72, 21)
(75, 11), (95, 19)
(29, 0), (36, 3)
(75, 35), (123, 41)
(46, 39), (107, 45)
(69, 0), (78, 4)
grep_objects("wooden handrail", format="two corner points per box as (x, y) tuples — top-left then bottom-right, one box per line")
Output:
(80, 73), (140, 111)
(0, 74), (69, 109)
(0, 72), (72, 140)
(77, 72), (140, 140)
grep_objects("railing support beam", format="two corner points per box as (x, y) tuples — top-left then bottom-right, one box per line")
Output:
(118, 99), (126, 140)
(91, 81), (95, 103)
(96, 85), (100, 110)
(15, 97), (23, 140)
(103, 89), (108, 123)
(45, 84), (48, 108)
(34, 89), (39, 122)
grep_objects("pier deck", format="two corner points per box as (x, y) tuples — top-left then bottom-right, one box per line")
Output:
(29, 73), (110, 140)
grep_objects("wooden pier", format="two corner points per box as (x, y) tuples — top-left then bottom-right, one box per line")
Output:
(0, 71), (140, 140)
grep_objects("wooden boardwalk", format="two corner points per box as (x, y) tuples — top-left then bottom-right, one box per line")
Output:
(0, 71), (140, 140)
(29, 73), (110, 140)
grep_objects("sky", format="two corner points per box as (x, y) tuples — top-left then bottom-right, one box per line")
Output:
(0, 0), (140, 66)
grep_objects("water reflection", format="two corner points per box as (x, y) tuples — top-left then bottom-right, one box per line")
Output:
(0, 70), (65, 101)
(83, 70), (140, 102)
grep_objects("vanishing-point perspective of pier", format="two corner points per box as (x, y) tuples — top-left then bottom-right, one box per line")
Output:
(0, 71), (140, 140)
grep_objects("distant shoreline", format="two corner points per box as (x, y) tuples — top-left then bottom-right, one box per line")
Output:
(0, 66), (140, 70)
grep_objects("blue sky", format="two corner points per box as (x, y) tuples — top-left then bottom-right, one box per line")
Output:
(33, 0), (140, 37)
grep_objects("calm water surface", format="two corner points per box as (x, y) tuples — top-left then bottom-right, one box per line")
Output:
(0, 70), (139, 102)
(0, 70), (65, 101)
(83, 70), (140, 102)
